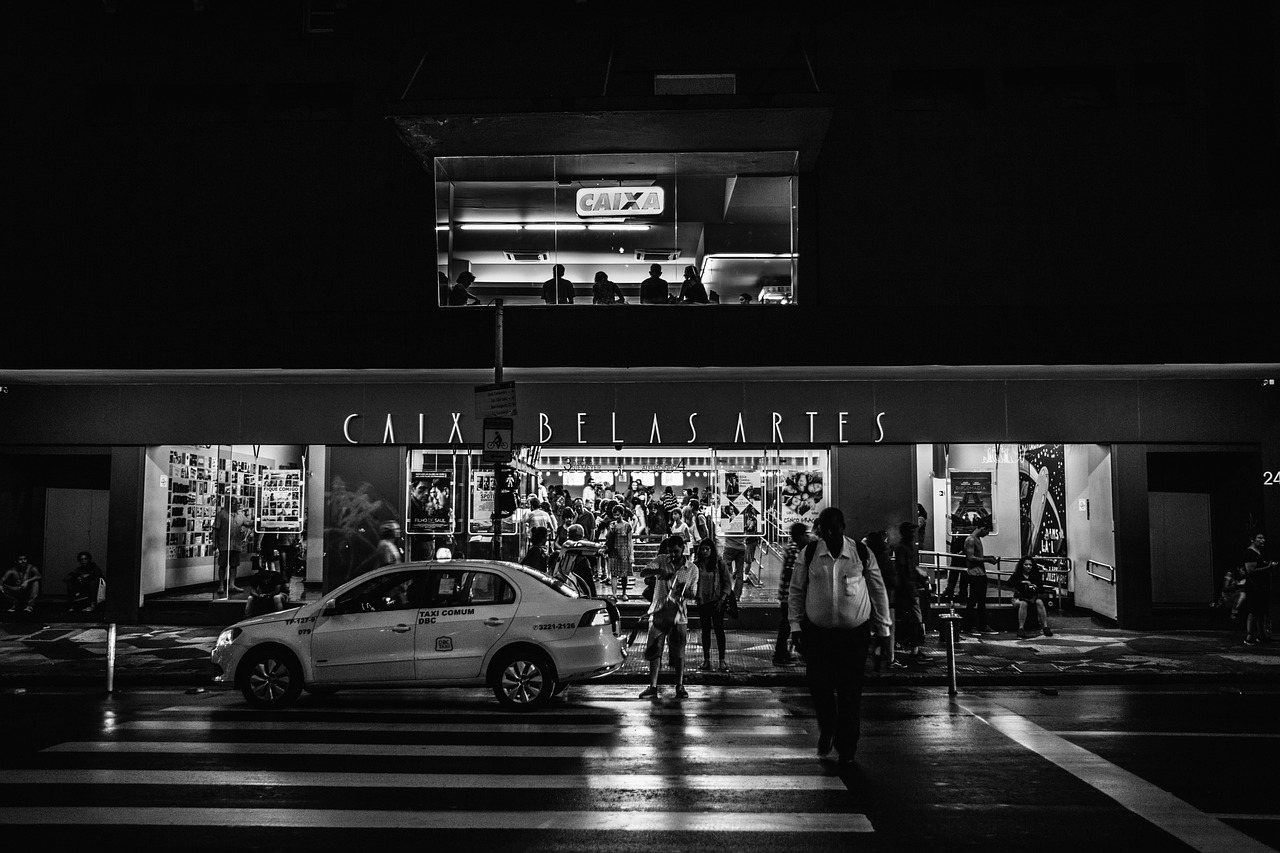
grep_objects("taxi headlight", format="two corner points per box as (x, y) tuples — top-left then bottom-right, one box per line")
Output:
(578, 608), (611, 628)
(215, 627), (242, 649)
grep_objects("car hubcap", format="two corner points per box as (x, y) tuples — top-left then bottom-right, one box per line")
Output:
(501, 660), (545, 704)
(249, 658), (290, 701)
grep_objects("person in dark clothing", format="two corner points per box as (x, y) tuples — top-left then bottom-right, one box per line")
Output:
(862, 530), (901, 670)
(244, 561), (288, 618)
(1009, 556), (1052, 639)
(892, 522), (931, 660)
(591, 271), (626, 304)
(773, 522), (810, 665)
(962, 524), (999, 634)
(447, 270), (482, 306)
(692, 537), (733, 672)
(940, 529), (968, 604)
(639, 264), (670, 304)
(65, 551), (104, 612)
(1242, 532), (1276, 646)
(541, 264), (576, 304)
(520, 526), (551, 573)
(677, 265), (709, 304)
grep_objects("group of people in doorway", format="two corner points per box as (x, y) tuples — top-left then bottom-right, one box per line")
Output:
(440, 263), (741, 306)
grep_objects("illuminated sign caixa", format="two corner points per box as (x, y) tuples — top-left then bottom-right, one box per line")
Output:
(576, 186), (664, 217)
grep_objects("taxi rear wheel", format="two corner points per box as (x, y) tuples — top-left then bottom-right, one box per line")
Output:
(492, 649), (556, 711)
(239, 646), (303, 709)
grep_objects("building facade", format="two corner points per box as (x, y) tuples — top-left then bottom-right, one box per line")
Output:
(5, 2), (1278, 628)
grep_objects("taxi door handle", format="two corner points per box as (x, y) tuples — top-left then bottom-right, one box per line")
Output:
(391, 624), (412, 633)
(484, 618), (504, 627)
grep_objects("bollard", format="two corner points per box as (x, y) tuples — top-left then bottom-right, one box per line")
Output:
(937, 609), (964, 696)
(106, 622), (117, 695)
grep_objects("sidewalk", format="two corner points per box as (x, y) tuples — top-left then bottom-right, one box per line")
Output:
(2, 609), (1277, 690)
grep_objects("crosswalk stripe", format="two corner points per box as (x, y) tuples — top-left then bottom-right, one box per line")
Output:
(0, 807), (872, 832)
(0, 769), (847, 790)
(963, 698), (1277, 853)
(44, 741), (824, 759)
(119, 720), (806, 736)
(1051, 731), (1280, 739)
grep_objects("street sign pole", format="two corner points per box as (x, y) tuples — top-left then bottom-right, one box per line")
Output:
(493, 299), (504, 561)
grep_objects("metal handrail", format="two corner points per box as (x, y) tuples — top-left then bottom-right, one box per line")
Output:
(918, 550), (1070, 607)
(1086, 559), (1116, 584)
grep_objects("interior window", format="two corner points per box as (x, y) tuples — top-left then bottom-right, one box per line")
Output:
(423, 570), (515, 607)
(333, 570), (423, 613)
(465, 571), (514, 605)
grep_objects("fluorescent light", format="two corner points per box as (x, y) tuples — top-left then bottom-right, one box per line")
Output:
(524, 223), (586, 231)
(435, 225), (449, 231)
(588, 224), (650, 231)
(459, 223), (522, 231)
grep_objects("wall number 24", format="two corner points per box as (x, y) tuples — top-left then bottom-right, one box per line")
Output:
(1265, 471), (1280, 486)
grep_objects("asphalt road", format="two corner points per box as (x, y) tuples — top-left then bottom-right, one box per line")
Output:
(0, 683), (1276, 852)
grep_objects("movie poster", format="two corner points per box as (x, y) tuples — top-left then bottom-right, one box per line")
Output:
(1018, 444), (1067, 558)
(719, 471), (764, 535)
(948, 471), (995, 535)
(778, 469), (824, 529)
(468, 470), (516, 536)
(408, 471), (452, 534)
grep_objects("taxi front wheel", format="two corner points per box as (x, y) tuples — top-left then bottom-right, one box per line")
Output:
(492, 649), (556, 711)
(239, 646), (304, 709)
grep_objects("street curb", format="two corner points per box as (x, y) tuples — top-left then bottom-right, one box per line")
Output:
(3, 668), (1275, 691)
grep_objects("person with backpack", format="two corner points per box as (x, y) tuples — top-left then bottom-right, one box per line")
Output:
(788, 507), (892, 769)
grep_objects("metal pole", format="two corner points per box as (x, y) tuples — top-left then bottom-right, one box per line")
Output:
(493, 299), (504, 561)
(105, 622), (117, 694)
(494, 298), (503, 384)
(939, 609), (962, 696)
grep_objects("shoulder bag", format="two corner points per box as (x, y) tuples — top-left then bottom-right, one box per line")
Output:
(651, 576), (687, 633)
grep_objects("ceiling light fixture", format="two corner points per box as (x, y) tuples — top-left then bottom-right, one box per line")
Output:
(459, 223), (522, 231)
(524, 223), (586, 231)
(588, 224), (650, 231)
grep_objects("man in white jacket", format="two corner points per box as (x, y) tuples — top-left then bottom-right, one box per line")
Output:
(789, 507), (892, 768)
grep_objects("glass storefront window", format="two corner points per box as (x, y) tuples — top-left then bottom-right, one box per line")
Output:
(914, 443), (1117, 619)
(435, 152), (799, 306)
(144, 444), (309, 604)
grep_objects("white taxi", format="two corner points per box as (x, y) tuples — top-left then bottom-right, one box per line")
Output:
(212, 559), (626, 711)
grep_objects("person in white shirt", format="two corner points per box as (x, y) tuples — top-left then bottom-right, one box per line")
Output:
(638, 535), (700, 700)
(788, 507), (892, 768)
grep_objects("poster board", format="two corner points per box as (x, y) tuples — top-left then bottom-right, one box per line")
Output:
(409, 470), (454, 535)
(778, 468), (824, 529)
(468, 470), (515, 535)
(718, 470), (764, 535)
(948, 470), (995, 535)
(256, 468), (304, 533)
(1018, 444), (1067, 558)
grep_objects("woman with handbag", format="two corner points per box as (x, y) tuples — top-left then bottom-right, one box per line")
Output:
(638, 535), (699, 700)
(692, 537), (734, 672)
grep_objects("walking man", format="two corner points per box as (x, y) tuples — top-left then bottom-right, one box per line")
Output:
(789, 507), (892, 768)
